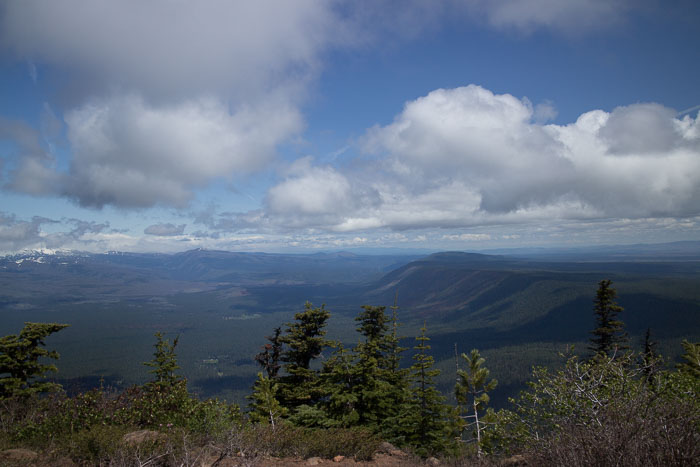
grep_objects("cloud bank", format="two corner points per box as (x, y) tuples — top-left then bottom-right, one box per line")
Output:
(1, 1), (334, 208)
(144, 223), (186, 237)
(1, 2), (697, 253)
(0, 0), (338, 102)
(253, 85), (700, 233)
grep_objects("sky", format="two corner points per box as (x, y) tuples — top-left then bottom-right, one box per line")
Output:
(1, 0), (700, 254)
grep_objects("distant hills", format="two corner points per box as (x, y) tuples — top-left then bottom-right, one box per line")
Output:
(1, 243), (699, 404)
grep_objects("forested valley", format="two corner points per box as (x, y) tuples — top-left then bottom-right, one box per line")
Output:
(1, 278), (698, 466)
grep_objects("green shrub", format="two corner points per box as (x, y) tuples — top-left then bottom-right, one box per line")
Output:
(64, 425), (134, 464)
(490, 351), (700, 465)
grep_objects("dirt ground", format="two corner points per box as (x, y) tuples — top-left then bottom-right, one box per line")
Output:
(214, 452), (428, 466)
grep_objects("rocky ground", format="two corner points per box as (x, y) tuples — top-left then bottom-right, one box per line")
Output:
(1, 435), (527, 466)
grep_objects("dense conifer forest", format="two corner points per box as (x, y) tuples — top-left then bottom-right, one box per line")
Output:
(1, 281), (698, 466)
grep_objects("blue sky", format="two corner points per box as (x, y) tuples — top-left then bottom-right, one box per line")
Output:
(1, 0), (699, 254)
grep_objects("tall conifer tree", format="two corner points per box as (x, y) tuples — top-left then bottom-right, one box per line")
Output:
(589, 279), (628, 356)
(352, 305), (405, 428)
(395, 322), (452, 456)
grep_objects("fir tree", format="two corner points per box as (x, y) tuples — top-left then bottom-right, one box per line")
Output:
(589, 279), (628, 357)
(386, 295), (408, 376)
(356, 305), (390, 349)
(676, 340), (700, 379)
(248, 372), (287, 427)
(278, 302), (332, 408)
(396, 322), (452, 456)
(321, 343), (360, 426)
(353, 305), (404, 429)
(144, 331), (181, 388)
(456, 349), (497, 458)
(0, 322), (69, 399)
(380, 298), (411, 439)
(320, 304), (409, 433)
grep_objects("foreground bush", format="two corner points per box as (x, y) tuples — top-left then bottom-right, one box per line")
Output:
(489, 350), (700, 466)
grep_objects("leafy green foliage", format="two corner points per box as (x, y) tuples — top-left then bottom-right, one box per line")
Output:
(0, 329), (242, 465)
(2, 277), (699, 465)
(0, 322), (69, 399)
(494, 349), (700, 464)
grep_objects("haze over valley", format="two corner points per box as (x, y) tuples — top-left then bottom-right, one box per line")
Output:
(3, 243), (698, 405)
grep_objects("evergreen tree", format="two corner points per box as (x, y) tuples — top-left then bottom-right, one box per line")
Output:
(456, 349), (498, 458)
(589, 279), (628, 356)
(386, 296), (408, 378)
(255, 327), (283, 379)
(395, 323), (452, 456)
(352, 305), (406, 429)
(676, 340), (700, 379)
(0, 322), (69, 399)
(321, 343), (360, 426)
(319, 304), (409, 434)
(641, 327), (660, 383)
(381, 299), (411, 439)
(356, 305), (390, 349)
(247, 372), (287, 427)
(144, 331), (181, 388)
(278, 302), (332, 408)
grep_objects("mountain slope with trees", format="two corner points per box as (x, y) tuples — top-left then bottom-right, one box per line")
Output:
(1, 280), (698, 465)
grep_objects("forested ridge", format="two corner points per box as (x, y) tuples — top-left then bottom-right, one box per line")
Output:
(1, 281), (698, 466)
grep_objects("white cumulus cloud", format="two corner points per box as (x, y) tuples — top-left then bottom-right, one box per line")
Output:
(253, 85), (700, 233)
(62, 95), (301, 208)
(0, 1), (334, 209)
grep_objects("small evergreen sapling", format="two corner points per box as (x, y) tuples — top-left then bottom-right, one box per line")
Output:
(455, 349), (497, 457)
(144, 331), (181, 388)
(248, 372), (288, 427)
